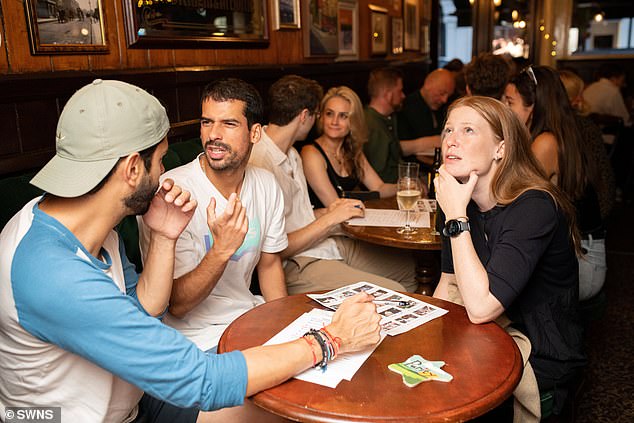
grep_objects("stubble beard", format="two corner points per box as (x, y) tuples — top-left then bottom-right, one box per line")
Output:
(126, 174), (159, 216)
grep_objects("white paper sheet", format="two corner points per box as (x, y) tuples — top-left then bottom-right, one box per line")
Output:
(346, 209), (430, 228)
(264, 308), (382, 388)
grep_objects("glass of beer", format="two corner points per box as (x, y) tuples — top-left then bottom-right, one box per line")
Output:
(429, 199), (440, 236)
(396, 163), (421, 236)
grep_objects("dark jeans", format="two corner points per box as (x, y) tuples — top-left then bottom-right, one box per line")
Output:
(132, 393), (199, 423)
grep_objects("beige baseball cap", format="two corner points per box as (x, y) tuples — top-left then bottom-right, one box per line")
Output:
(31, 79), (170, 197)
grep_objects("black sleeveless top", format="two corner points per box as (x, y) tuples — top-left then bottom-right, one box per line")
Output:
(306, 142), (360, 209)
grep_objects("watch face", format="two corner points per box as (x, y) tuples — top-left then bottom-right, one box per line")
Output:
(443, 219), (468, 237)
(443, 220), (460, 237)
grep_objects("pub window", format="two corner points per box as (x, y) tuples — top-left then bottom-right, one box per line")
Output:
(569, 0), (634, 56)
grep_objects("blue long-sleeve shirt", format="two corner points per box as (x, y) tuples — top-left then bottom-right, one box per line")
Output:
(0, 198), (248, 422)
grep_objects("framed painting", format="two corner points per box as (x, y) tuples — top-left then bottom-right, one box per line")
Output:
(122, 0), (269, 48)
(369, 5), (388, 56)
(404, 0), (420, 51)
(337, 1), (358, 59)
(303, 0), (338, 57)
(273, 0), (301, 30)
(25, 0), (108, 54)
(392, 17), (403, 54)
(420, 23), (430, 54)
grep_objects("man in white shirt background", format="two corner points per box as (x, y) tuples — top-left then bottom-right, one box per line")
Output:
(249, 75), (418, 294)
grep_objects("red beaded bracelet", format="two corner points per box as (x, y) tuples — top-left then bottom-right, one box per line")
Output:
(301, 335), (317, 367)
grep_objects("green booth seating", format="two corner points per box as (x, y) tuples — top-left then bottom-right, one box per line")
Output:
(0, 172), (44, 230)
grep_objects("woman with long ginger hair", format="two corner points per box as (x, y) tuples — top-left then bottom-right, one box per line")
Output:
(434, 96), (585, 419)
(505, 66), (606, 301)
(301, 86), (397, 208)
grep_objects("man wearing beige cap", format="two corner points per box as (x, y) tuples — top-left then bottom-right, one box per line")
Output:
(0, 80), (381, 422)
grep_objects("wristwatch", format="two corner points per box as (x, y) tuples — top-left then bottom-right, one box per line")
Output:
(443, 218), (470, 237)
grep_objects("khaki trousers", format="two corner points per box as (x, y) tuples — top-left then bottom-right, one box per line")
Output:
(285, 236), (418, 294)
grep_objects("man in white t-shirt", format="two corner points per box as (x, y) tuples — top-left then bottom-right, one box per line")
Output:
(139, 78), (288, 351)
(250, 75), (417, 294)
(584, 67), (631, 129)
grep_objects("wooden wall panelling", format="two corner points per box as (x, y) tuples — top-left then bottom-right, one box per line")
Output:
(173, 49), (216, 68)
(0, 60), (431, 175)
(274, 31), (303, 64)
(147, 49), (174, 69)
(2, 0), (51, 73)
(0, 102), (19, 157)
(150, 84), (180, 124)
(175, 83), (202, 123)
(0, 6), (8, 73)
(16, 99), (58, 153)
(113, 0), (149, 69)
(50, 55), (90, 72)
(358, 0), (371, 59)
(213, 46), (275, 66)
(89, 0), (125, 70)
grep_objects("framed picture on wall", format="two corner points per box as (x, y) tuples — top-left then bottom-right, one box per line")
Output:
(303, 0), (338, 57)
(25, 0), (108, 54)
(404, 0), (420, 51)
(369, 5), (388, 56)
(273, 0), (301, 30)
(420, 23), (430, 54)
(122, 0), (269, 48)
(392, 17), (404, 54)
(337, 1), (358, 59)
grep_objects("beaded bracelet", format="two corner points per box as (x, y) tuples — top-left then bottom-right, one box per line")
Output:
(320, 327), (342, 354)
(300, 335), (317, 367)
(303, 329), (329, 370)
(317, 330), (337, 362)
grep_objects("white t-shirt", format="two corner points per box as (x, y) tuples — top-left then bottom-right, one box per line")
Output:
(139, 157), (288, 350)
(584, 78), (632, 127)
(249, 128), (342, 261)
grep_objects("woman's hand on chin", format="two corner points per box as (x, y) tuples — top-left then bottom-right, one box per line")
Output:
(434, 166), (478, 219)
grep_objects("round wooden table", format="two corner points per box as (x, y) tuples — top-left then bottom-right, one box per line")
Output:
(342, 197), (441, 294)
(218, 293), (523, 423)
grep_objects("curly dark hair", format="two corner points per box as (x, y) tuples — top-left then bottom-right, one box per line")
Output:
(464, 53), (511, 100)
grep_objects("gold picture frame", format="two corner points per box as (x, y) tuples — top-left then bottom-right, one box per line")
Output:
(25, 0), (108, 55)
(370, 5), (388, 56)
(338, 1), (359, 59)
(122, 0), (269, 48)
(273, 0), (301, 30)
(404, 0), (420, 51)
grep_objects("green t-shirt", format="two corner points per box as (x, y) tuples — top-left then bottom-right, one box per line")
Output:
(363, 106), (402, 183)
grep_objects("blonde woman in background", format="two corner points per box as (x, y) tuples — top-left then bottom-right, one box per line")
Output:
(301, 86), (397, 208)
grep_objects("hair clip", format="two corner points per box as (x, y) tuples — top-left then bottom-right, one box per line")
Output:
(524, 66), (538, 86)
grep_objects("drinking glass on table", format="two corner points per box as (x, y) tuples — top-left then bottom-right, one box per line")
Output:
(396, 163), (421, 236)
(428, 199), (440, 236)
